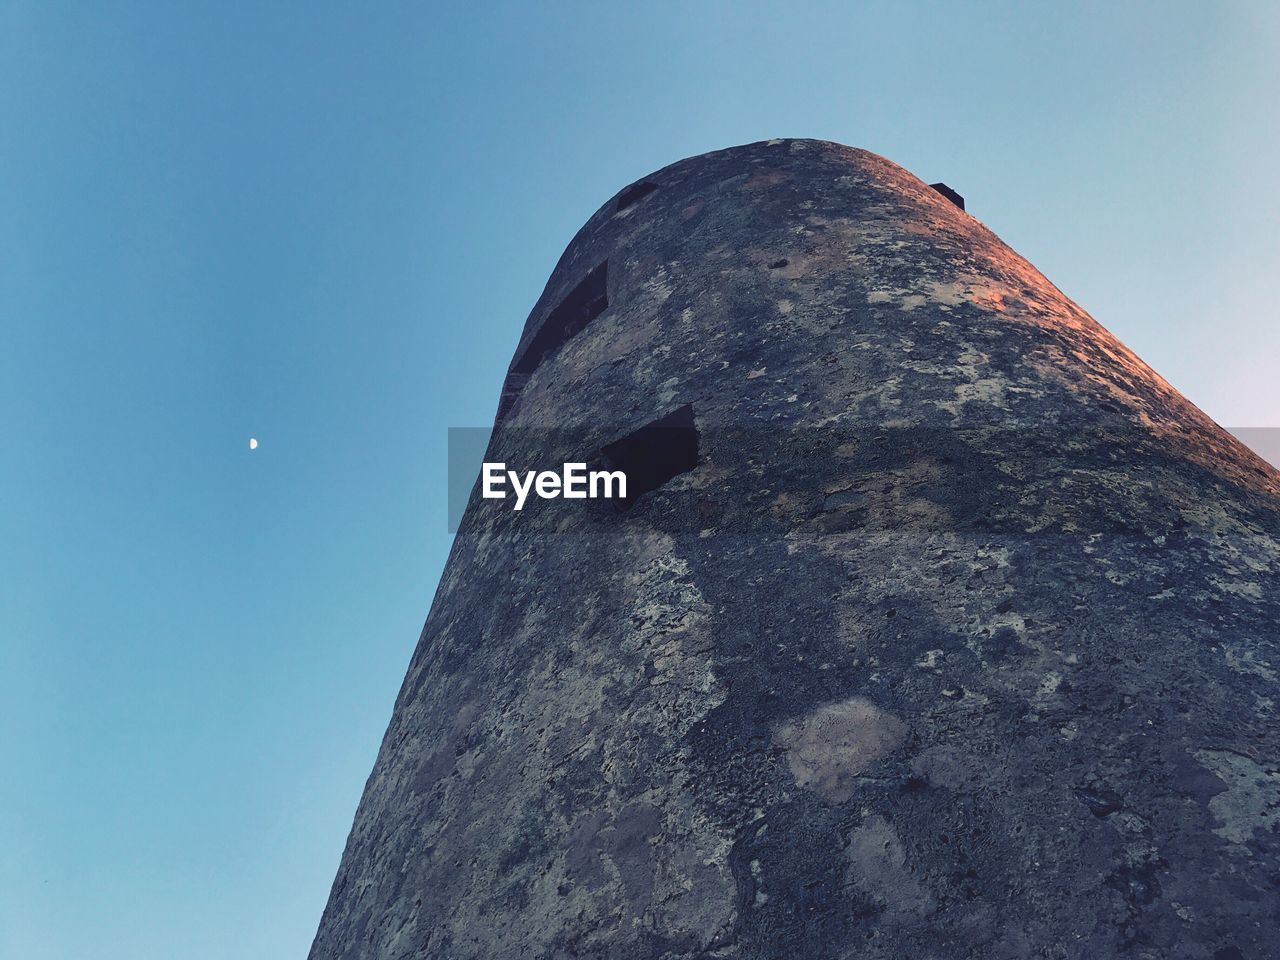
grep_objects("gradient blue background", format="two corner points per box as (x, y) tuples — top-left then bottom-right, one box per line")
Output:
(3, 3), (1278, 957)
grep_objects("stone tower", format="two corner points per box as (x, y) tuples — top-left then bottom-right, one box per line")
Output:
(309, 140), (1280, 960)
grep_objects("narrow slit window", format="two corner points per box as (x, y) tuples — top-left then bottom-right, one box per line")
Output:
(601, 404), (698, 509)
(615, 181), (658, 212)
(512, 261), (609, 375)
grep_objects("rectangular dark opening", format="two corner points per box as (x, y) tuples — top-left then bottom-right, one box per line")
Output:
(512, 261), (609, 375)
(615, 181), (658, 212)
(928, 182), (965, 211)
(601, 404), (698, 510)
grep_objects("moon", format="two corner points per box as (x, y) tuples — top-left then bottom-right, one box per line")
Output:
(249, 437), (258, 450)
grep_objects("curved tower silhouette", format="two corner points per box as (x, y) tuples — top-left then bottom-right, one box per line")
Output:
(310, 140), (1280, 960)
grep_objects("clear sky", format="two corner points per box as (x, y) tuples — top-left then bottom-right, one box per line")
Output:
(2, 3), (1278, 958)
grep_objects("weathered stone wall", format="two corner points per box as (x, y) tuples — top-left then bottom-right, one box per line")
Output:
(309, 140), (1280, 960)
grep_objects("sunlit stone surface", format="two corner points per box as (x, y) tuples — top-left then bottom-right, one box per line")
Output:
(310, 140), (1280, 960)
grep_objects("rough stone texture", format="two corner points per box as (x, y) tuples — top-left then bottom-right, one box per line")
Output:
(310, 140), (1280, 960)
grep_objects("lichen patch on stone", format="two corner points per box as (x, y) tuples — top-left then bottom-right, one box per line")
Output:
(1195, 749), (1280, 846)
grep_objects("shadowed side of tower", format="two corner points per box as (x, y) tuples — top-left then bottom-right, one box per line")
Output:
(310, 140), (1280, 960)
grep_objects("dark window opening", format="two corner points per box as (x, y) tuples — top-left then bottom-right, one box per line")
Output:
(601, 404), (698, 510)
(615, 181), (658, 212)
(512, 261), (609, 375)
(929, 182), (965, 211)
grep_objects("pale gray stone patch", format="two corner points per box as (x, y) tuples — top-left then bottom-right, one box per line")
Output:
(774, 696), (907, 802)
(845, 814), (934, 919)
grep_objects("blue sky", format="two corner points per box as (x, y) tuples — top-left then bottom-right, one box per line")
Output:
(2, 3), (1277, 957)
